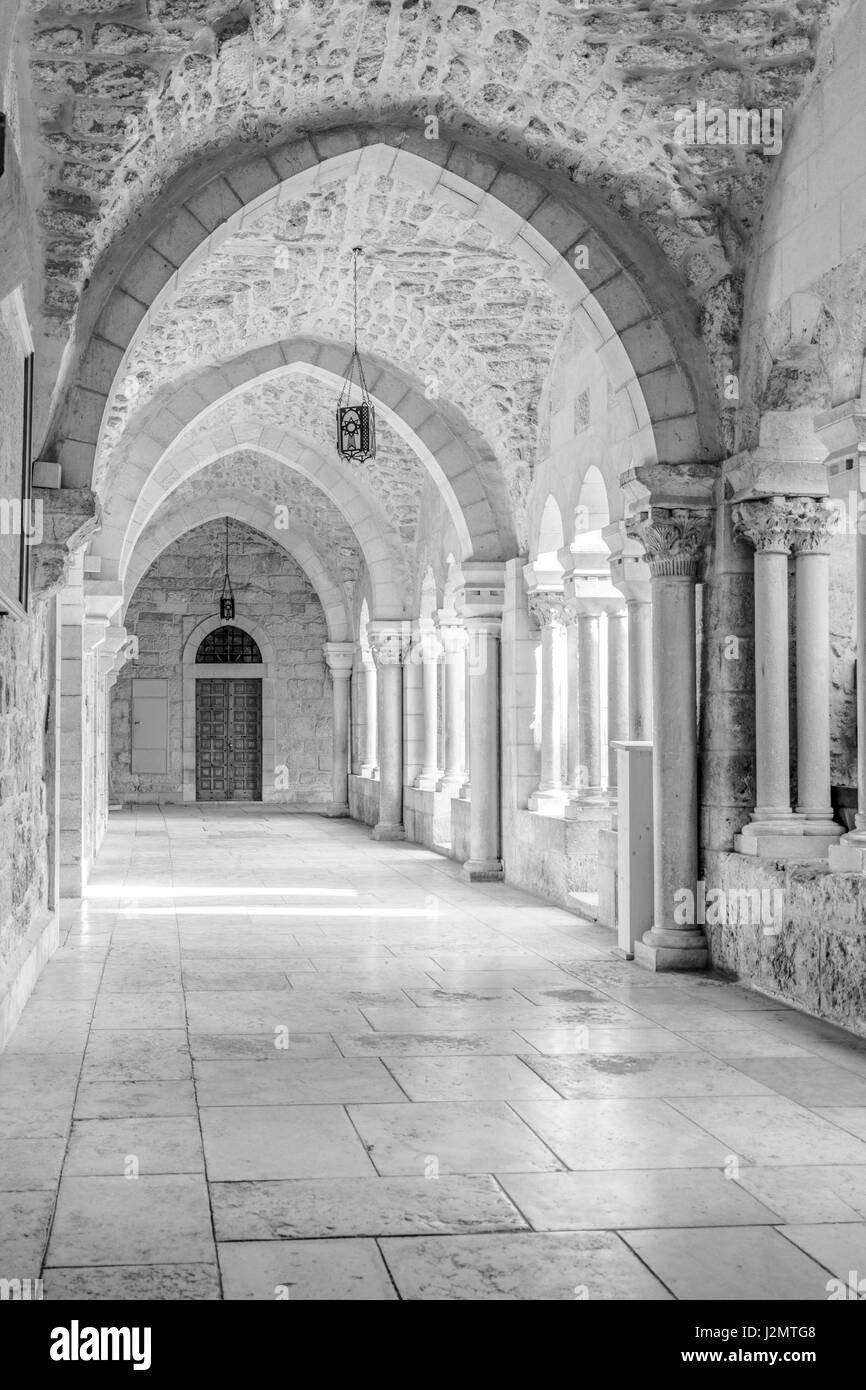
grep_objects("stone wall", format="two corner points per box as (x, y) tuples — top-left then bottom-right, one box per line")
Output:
(705, 849), (866, 1039)
(0, 601), (54, 1046)
(111, 518), (332, 805)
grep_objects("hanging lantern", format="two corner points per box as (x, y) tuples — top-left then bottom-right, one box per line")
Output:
(336, 246), (376, 464)
(220, 517), (235, 621)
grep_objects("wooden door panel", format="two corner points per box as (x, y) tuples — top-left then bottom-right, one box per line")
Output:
(196, 677), (262, 801)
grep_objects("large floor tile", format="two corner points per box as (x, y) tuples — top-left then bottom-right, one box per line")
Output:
(199, 1104), (376, 1180)
(43, 1264), (221, 1300)
(498, 1168), (780, 1231)
(668, 1095), (866, 1165)
(189, 1032), (341, 1060)
(622, 1226), (834, 1300)
(511, 1099), (730, 1170)
(347, 1100), (563, 1175)
(335, 1031), (533, 1057)
(46, 1175), (215, 1266)
(81, 1030), (191, 1082)
(193, 1057), (405, 1105)
(64, 1117), (204, 1176)
(778, 1223), (866, 1285)
(515, 1027), (696, 1055)
(0, 1191), (55, 1271)
(210, 1174), (527, 1240)
(732, 1165), (866, 1223)
(74, 1079), (197, 1119)
(522, 1052), (772, 1099)
(91, 992), (186, 1030)
(384, 1055), (560, 1101)
(218, 1238), (397, 1300)
(726, 1058), (866, 1108)
(379, 1232), (672, 1300)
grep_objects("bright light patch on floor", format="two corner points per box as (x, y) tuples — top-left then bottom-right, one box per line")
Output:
(84, 884), (358, 899)
(109, 905), (438, 917)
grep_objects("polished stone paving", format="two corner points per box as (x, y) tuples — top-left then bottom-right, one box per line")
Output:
(3, 805), (866, 1300)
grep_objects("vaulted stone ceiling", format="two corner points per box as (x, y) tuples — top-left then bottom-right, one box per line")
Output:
(22, 0), (845, 336)
(129, 373), (428, 554)
(98, 164), (565, 505)
(129, 450), (365, 600)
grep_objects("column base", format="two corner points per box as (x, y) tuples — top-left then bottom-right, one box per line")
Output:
(634, 928), (708, 973)
(324, 802), (350, 818)
(415, 772), (441, 792)
(528, 788), (568, 813)
(437, 774), (465, 795)
(463, 858), (503, 882)
(829, 834), (866, 872)
(360, 765), (379, 780)
(564, 796), (611, 822)
(735, 822), (841, 858)
(371, 823), (406, 841)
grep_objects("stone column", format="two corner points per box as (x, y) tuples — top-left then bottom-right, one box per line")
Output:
(368, 622), (408, 840)
(527, 589), (567, 811)
(437, 616), (467, 795)
(626, 595), (653, 739)
(360, 654), (378, 779)
(463, 617), (503, 880)
(732, 498), (799, 848)
(564, 611), (582, 799)
(324, 642), (354, 816)
(566, 608), (603, 801)
(606, 607), (629, 791)
(628, 506), (712, 970)
(791, 501), (840, 839)
(415, 622), (442, 790)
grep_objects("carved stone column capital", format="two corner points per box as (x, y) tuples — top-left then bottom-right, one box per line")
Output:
(627, 506), (713, 578)
(527, 590), (566, 630)
(790, 497), (837, 556)
(367, 621), (410, 668)
(731, 497), (801, 555)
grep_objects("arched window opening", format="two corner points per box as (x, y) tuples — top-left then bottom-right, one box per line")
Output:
(195, 626), (262, 664)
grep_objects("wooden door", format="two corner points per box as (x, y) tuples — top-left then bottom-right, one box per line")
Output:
(195, 678), (262, 801)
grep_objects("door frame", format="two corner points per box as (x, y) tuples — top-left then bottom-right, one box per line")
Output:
(195, 675), (263, 802)
(182, 614), (275, 803)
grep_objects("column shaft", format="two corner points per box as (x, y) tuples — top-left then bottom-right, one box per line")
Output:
(565, 620), (581, 794)
(438, 624), (466, 794)
(578, 614), (601, 792)
(362, 664), (378, 777)
(627, 599), (653, 740)
(606, 609), (629, 790)
(464, 622), (502, 880)
(752, 548), (792, 819)
(795, 550), (832, 818)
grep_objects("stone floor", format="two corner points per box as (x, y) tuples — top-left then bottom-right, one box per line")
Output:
(4, 805), (866, 1300)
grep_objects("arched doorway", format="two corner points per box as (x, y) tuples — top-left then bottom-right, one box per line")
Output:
(193, 624), (263, 802)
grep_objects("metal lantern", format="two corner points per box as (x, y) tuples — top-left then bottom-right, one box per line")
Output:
(219, 517), (235, 621)
(336, 247), (376, 464)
